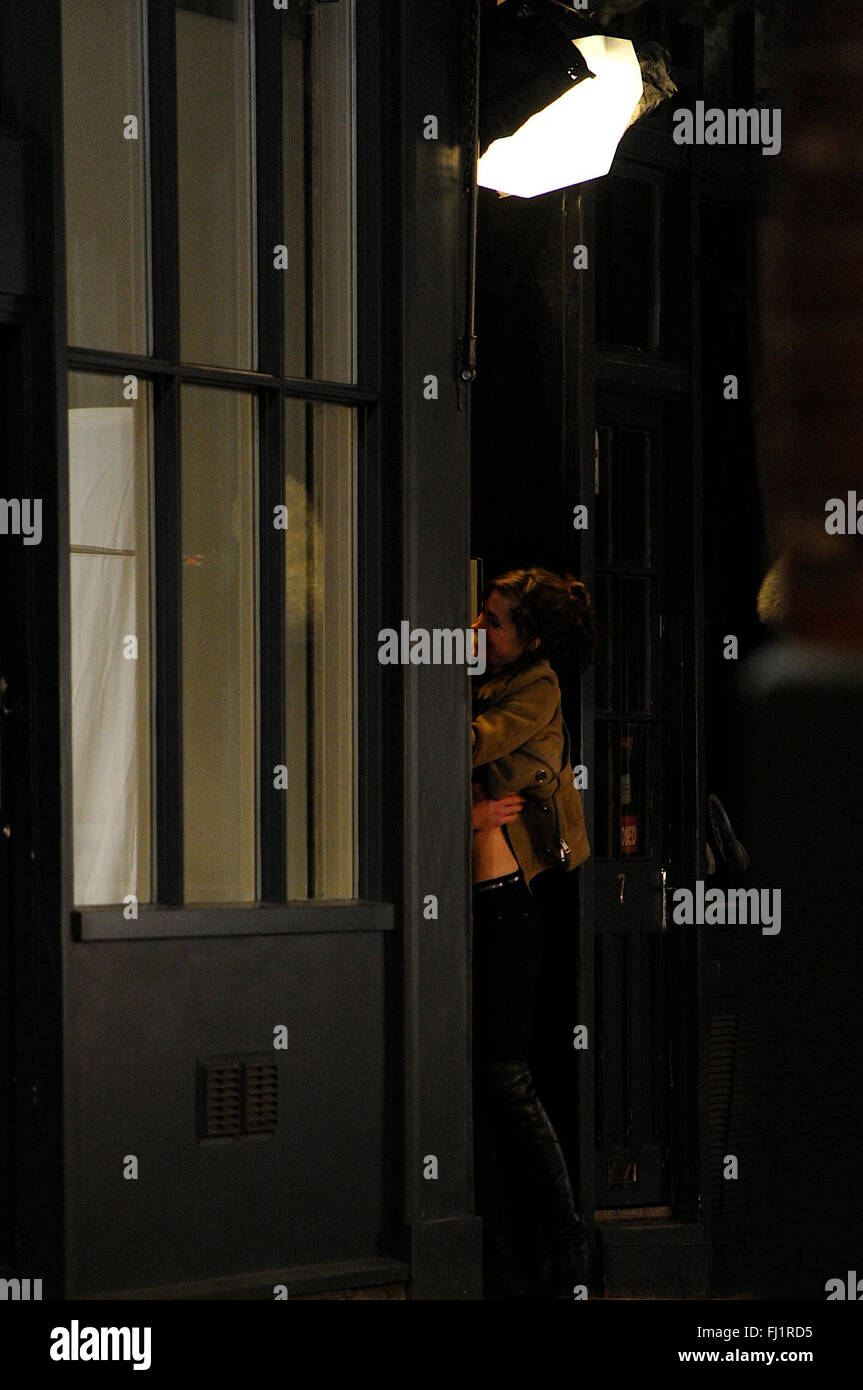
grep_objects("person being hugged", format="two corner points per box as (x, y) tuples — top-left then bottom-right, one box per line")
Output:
(470, 566), (594, 1299)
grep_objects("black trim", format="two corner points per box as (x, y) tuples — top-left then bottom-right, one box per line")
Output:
(148, 0), (180, 364)
(0, 0), (69, 1301)
(81, 1257), (410, 1301)
(257, 390), (286, 901)
(148, 0), (183, 901)
(65, 350), (377, 402)
(152, 374), (184, 903)
(254, 0), (283, 381)
(302, 4), (314, 378)
(355, 0), (386, 902)
(74, 901), (395, 940)
(253, 0), (286, 897)
(303, 400), (316, 894)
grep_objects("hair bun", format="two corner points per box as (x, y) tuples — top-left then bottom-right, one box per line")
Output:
(566, 576), (587, 601)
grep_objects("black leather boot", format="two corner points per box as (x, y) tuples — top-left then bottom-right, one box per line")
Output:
(485, 1060), (590, 1299)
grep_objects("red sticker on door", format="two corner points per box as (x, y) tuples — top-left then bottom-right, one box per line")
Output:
(621, 814), (639, 855)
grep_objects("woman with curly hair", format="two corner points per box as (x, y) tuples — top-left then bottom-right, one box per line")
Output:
(470, 565), (594, 1299)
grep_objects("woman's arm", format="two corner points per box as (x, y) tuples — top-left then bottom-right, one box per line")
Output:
(471, 676), (559, 767)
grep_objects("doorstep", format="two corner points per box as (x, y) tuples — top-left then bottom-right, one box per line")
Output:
(596, 1219), (710, 1298)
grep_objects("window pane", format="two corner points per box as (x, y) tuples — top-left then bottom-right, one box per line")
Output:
(619, 431), (652, 568)
(176, 0), (255, 368)
(620, 576), (652, 714)
(594, 573), (613, 714)
(62, 0), (149, 353)
(283, 1), (356, 382)
(69, 373), (152, 904)
(595, 426), (613, 567)
(284, 400), (356, 897)
(596, 178), (660, 352)
(182, 387), (256, 901)
(594, 721), (614, 861)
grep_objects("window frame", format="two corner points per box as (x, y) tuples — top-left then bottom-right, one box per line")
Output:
(62, 0), (390, 927)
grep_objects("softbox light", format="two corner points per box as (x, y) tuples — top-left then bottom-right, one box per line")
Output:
(477, 33), (644, 199)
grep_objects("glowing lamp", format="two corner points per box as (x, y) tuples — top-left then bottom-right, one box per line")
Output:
(477, 34), (644, 199)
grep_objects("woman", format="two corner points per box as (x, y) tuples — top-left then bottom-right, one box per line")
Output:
(470, 566), (593, 1299)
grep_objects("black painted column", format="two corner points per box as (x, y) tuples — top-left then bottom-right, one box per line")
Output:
(397, 0), (483, 1300)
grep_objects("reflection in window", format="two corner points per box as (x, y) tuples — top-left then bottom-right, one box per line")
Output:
(283, 2), (356, 382)
(594, 573), (613, 715)
(69, 373), (152, 904)
(619, 432), (651, 568)
(595, 417), (660, 861)
(177, 0), (255, 368)
(596, 426), (613, 567)
(596, 178), (660, 352)
(594, 722), (614, 860)
(620, 577), (652, 714)
(284, 400), (357, 897)
(593, 723), (652, 860)
(620, 723), (650, 858)
(182, 388), (256, 901)
(62, 0), (150, 354)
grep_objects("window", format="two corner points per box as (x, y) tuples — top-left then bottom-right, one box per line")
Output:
(62, 0), (150, 355)
(62, 0), (363, 908)
(68, 371), (153, 905)
(593, 424), (660, 861)
(176, 0), (255, 369)
(180, 385), (257, 902)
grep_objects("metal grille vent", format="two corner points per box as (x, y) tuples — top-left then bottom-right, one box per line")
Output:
(197, 1055), (278, 1141)
(243, 1061), (278, 1134)
(200, 1060), (241, 1139)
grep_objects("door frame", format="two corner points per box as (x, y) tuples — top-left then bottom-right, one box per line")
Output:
(567, 163), (704, 1236)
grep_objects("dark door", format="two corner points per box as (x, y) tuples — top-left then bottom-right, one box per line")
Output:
(592, 391), (674, 1209)
(0, 324), (22, 1269)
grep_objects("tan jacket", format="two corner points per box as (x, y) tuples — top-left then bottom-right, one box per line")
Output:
(471, 657), (590, 885)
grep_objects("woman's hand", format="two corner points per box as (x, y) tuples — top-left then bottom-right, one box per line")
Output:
(472, 792), (525, 831)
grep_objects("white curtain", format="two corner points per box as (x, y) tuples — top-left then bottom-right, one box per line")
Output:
(69, 406), (141, 905)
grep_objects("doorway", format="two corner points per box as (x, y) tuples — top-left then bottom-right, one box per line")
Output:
(471, 168), (704, 1272)
(592, 392), (672, 1210)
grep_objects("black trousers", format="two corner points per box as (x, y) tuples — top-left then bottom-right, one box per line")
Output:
(472, 869), (544, 1066)
(472, 868), (582, 1280)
